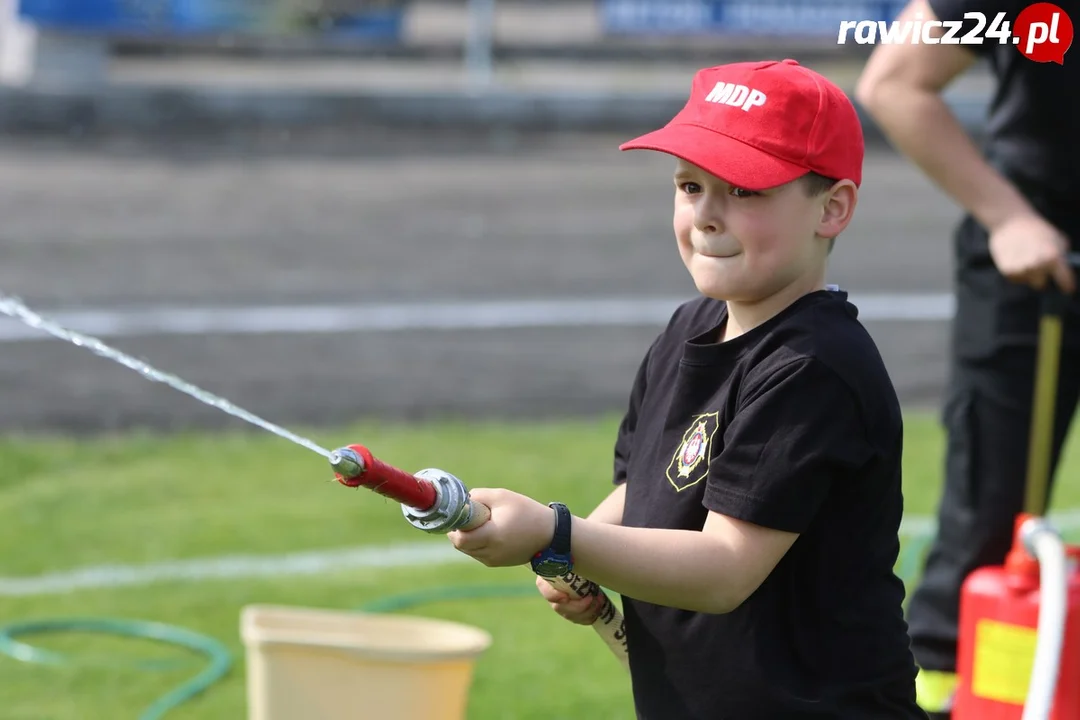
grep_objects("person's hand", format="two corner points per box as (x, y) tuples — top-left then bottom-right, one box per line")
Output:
(988, 213), (1076, 294)
(447, 488), (554, 568)
(535, 574), (604, 625)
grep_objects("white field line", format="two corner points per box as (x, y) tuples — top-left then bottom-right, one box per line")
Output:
(3, 508), (1080, 598)
(0, 293), (955, 342)
(0, 541), (471, 597)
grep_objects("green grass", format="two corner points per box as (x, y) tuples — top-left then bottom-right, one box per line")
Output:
(1, 412), (1079, 720)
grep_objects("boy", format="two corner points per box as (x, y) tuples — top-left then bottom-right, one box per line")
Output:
(448, 59), (924, 719)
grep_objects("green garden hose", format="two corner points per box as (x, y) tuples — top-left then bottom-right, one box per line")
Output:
(0, 617), (233, 720)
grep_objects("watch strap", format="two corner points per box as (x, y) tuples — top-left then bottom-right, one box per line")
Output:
(548, 502), (572, 555)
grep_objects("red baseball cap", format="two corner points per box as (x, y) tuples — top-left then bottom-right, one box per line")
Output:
(620, 59), (864, 190)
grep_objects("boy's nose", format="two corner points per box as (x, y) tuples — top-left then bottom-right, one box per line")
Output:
(693, 199), (724, 235)
(694, 215), (722, 235)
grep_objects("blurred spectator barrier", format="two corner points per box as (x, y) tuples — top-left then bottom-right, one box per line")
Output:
(4, 0), (408, 86)
(599, 0), (906, 37)
(1, 1), (911, 91)
(16, 0), (406, 37)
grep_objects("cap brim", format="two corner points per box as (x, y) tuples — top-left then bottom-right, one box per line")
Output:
(619, 124), (810, 192)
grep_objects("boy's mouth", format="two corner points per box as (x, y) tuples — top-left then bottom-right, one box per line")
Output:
(693, 239), (741, 258)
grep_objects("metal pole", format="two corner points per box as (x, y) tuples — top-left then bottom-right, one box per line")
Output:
(464, 0), (495, 88)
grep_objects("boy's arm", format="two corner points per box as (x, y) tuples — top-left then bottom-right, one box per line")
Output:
(855, 0), (1075, 292)
(585, 482), (625, 526)
(570, 511), (795, 614)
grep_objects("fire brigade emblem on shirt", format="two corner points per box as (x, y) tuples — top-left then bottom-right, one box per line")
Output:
(666, 411), (720, 491)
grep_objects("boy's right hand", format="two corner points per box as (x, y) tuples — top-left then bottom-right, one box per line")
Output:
(535, 574), (604, 626)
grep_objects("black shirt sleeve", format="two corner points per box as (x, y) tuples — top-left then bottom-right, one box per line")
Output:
(613, 338), (655, 486)
(703, 358), (876, 534)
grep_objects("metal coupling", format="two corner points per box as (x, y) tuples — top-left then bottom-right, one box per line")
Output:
(401, 468), (474, 534)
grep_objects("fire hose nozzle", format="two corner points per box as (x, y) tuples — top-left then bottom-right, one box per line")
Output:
(403, 468), (477, 534)
(328, 447), (365, 484)
(328, 445), (477, 534)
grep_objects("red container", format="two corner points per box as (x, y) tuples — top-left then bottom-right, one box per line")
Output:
(954, 514), (1080, 719)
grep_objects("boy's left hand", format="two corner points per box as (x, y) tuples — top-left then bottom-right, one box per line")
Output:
(448, 488), (556, 568)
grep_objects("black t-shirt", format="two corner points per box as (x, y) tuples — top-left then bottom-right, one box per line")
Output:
(612, 290), (924, 720)
(928, 0), (1079, 225)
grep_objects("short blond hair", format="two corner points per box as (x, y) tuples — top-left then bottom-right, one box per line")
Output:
(799, 172), (842, 254)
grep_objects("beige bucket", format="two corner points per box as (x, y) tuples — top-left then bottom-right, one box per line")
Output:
(240, 604), (493, 720)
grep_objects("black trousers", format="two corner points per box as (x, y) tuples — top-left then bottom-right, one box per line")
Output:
(906, 205), (1080, 673)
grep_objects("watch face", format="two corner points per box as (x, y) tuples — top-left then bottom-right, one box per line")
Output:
(533, 558), (570, 578)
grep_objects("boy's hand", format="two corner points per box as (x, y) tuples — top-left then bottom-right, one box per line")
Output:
(535, 574), (604, 625)
(448, 488), (555, 568)
(989, 213), (1076, 294)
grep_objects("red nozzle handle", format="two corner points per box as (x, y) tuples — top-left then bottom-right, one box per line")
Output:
(331, 444), (438, 510)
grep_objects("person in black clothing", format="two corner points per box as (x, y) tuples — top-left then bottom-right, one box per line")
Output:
(448, 59), (924, 719)
(857, 1), (1080, 716)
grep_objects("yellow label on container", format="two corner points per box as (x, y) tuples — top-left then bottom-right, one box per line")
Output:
(972, 619), (1038, 705)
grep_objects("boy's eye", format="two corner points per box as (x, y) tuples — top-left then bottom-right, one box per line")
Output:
(677, 182), (759, 197)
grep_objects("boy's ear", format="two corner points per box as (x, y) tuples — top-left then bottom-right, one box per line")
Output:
(817, 180), (858, 239)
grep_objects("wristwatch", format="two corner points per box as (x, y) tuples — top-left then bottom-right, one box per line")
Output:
(530, 502), (574, 578)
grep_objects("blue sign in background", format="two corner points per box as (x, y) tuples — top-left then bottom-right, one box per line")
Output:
(601, 0), (906, 36)
(17, 0), (406, 38)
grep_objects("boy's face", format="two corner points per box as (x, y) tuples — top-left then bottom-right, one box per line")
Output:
(671, 159), (855, 303)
